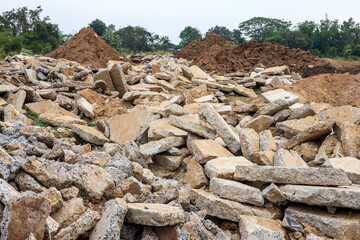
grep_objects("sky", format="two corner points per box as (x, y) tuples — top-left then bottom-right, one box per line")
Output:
(2, 0), (360, 44)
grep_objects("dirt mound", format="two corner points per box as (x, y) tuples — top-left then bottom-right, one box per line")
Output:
(302, 58), (360, 77)
(174, 33), (320, 75)
(281, 73), (360, 106)
(46, 28), (128, 68)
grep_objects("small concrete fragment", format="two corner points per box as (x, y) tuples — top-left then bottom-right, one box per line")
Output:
(125, 203), (185, 226)
(254, 99), (289, 117)
(39, 114), (86, 128)
(184, 157), (208, 188)
(234, 166), (351, 186)
(261, 89), (299, 104)
(274, 148), (308, 167)
(109, 63), (129, 97)
(239, 128), (260, 159)
(244, 115), (274, 133)
(262, 183), (287, 206)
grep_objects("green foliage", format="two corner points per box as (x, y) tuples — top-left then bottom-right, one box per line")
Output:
(102, 24), (123, 52)
(116, 25), (153, 53)
(22, 21), (62, 54)
(25, 111), (49, 127)
(0, 5), (49, 36)
(232, 29), (246, 44)
(179, 26), (202, 47)
(207, 25), (233, 41)
(0, 30), (22, 56)
(224, 41), (237, 49)
(89, 19), (106, 36)
(87, 122), (96, 127)
(238, 17), (291, 42)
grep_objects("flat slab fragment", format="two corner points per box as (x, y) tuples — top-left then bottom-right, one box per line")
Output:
(107, 110), (149, 144)
(201, 103), (241, 154)
(72, 124), (109, 145)
(210, 178), (264, 206)
(190, 189), (281, 222)
(280, 185), (360, 210)
(140, 136), (184, 156)
(284, 205), (360, 239)
(39, 114), (86, 128)
(261, 89), (299, 104)
(125, 203), (185, 226)
(148, 118), (187, 140)
(189, 139), (234, 164)
(169, 114), (216, 139)
(26, 100), (78, 118)
(234, 166), (351, 186)
(204, 157), (255, 179)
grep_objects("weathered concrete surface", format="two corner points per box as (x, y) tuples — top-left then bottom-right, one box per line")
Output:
(201, 103), (241, 154)
(279, 184), (360, 210)
(239, 215), (286, 240)
(210, 178), (264, 206)
(125, 203), (185, 226)
(234, 166), (351, 186)
(284, 205), (360, 239)
(204, 157), (255, 179)
(188, 139), (234, 164)
(323, 157), (360, 184)
(190, 189), (281, 222)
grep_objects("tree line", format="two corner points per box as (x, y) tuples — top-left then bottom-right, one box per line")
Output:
(0, 6), (359, 59)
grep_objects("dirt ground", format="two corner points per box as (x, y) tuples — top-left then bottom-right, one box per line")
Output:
(46, 28), (128, 68)
(281, 73), (360, 106)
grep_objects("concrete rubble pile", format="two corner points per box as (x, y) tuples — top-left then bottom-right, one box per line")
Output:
(0, 52), (359, 240)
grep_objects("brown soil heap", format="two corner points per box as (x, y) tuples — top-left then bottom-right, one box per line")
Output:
(46, 28), (128, 67)
(282, 73), (360, 106)
(174, 33), (319, 75)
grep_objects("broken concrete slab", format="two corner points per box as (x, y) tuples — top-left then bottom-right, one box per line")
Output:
(39, 114), (86, 128)
(244, 115), (274, 133)
(254, 99), (289, 118)
(239, 215), (286, 240)
(169, 114), (216, 139)
(107, 110), (150, 144)
(274, 148), (308, 167)
(276, 116), (319, 136)
(201, 103), (241, 154)
(280, 184), (360, 210)
(148, 118), (187, 141)
(72, 124), (109, 145)
(210, 178), (264, 206)
(234, 166), (351, 186)
(125, 203), (185, 226)
(284, 205), (360, 239)
(140, 136), (184, 156)
(323, 157), (360, 184)
(26, 100), (78, 118)
(89, 198), (128, 240)
(184, 157), (208, 189)
(188, 139), (234, 164)
(239, 128), (260, 160)
(155, 148), (189, 171)
(340, 122), (360, 158)
(204, 157), (255, 179)
(51, 197), (85, 229)
(261, 89), (299, 104)
(234, 85), (257, 98)
(109, 63), (129, 97)
(317, 105), (360, 126)
(70, 164), (114, 202)
(94, 69), (114, 91)
(284, 120), (335, 149)
(190, 189), (281, 222)
(288, 104), (315, 120)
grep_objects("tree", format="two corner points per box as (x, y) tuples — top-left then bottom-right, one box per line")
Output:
(232, 29), (246, 44)
(89, 19), (106, 36)
(0, 6), (49, 36)
(150, 35), (174, 51)
(22, 21), (62, 54)
(102, 24), (123, 52)
(116, 25), (152, 52)
(313, 19), (341, 57)
(238, 17), (291, 42)
(179, 26), (202, 47)
(207, 25), (233, 41)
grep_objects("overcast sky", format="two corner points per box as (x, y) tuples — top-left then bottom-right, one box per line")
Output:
(2, 0), (360, 44)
